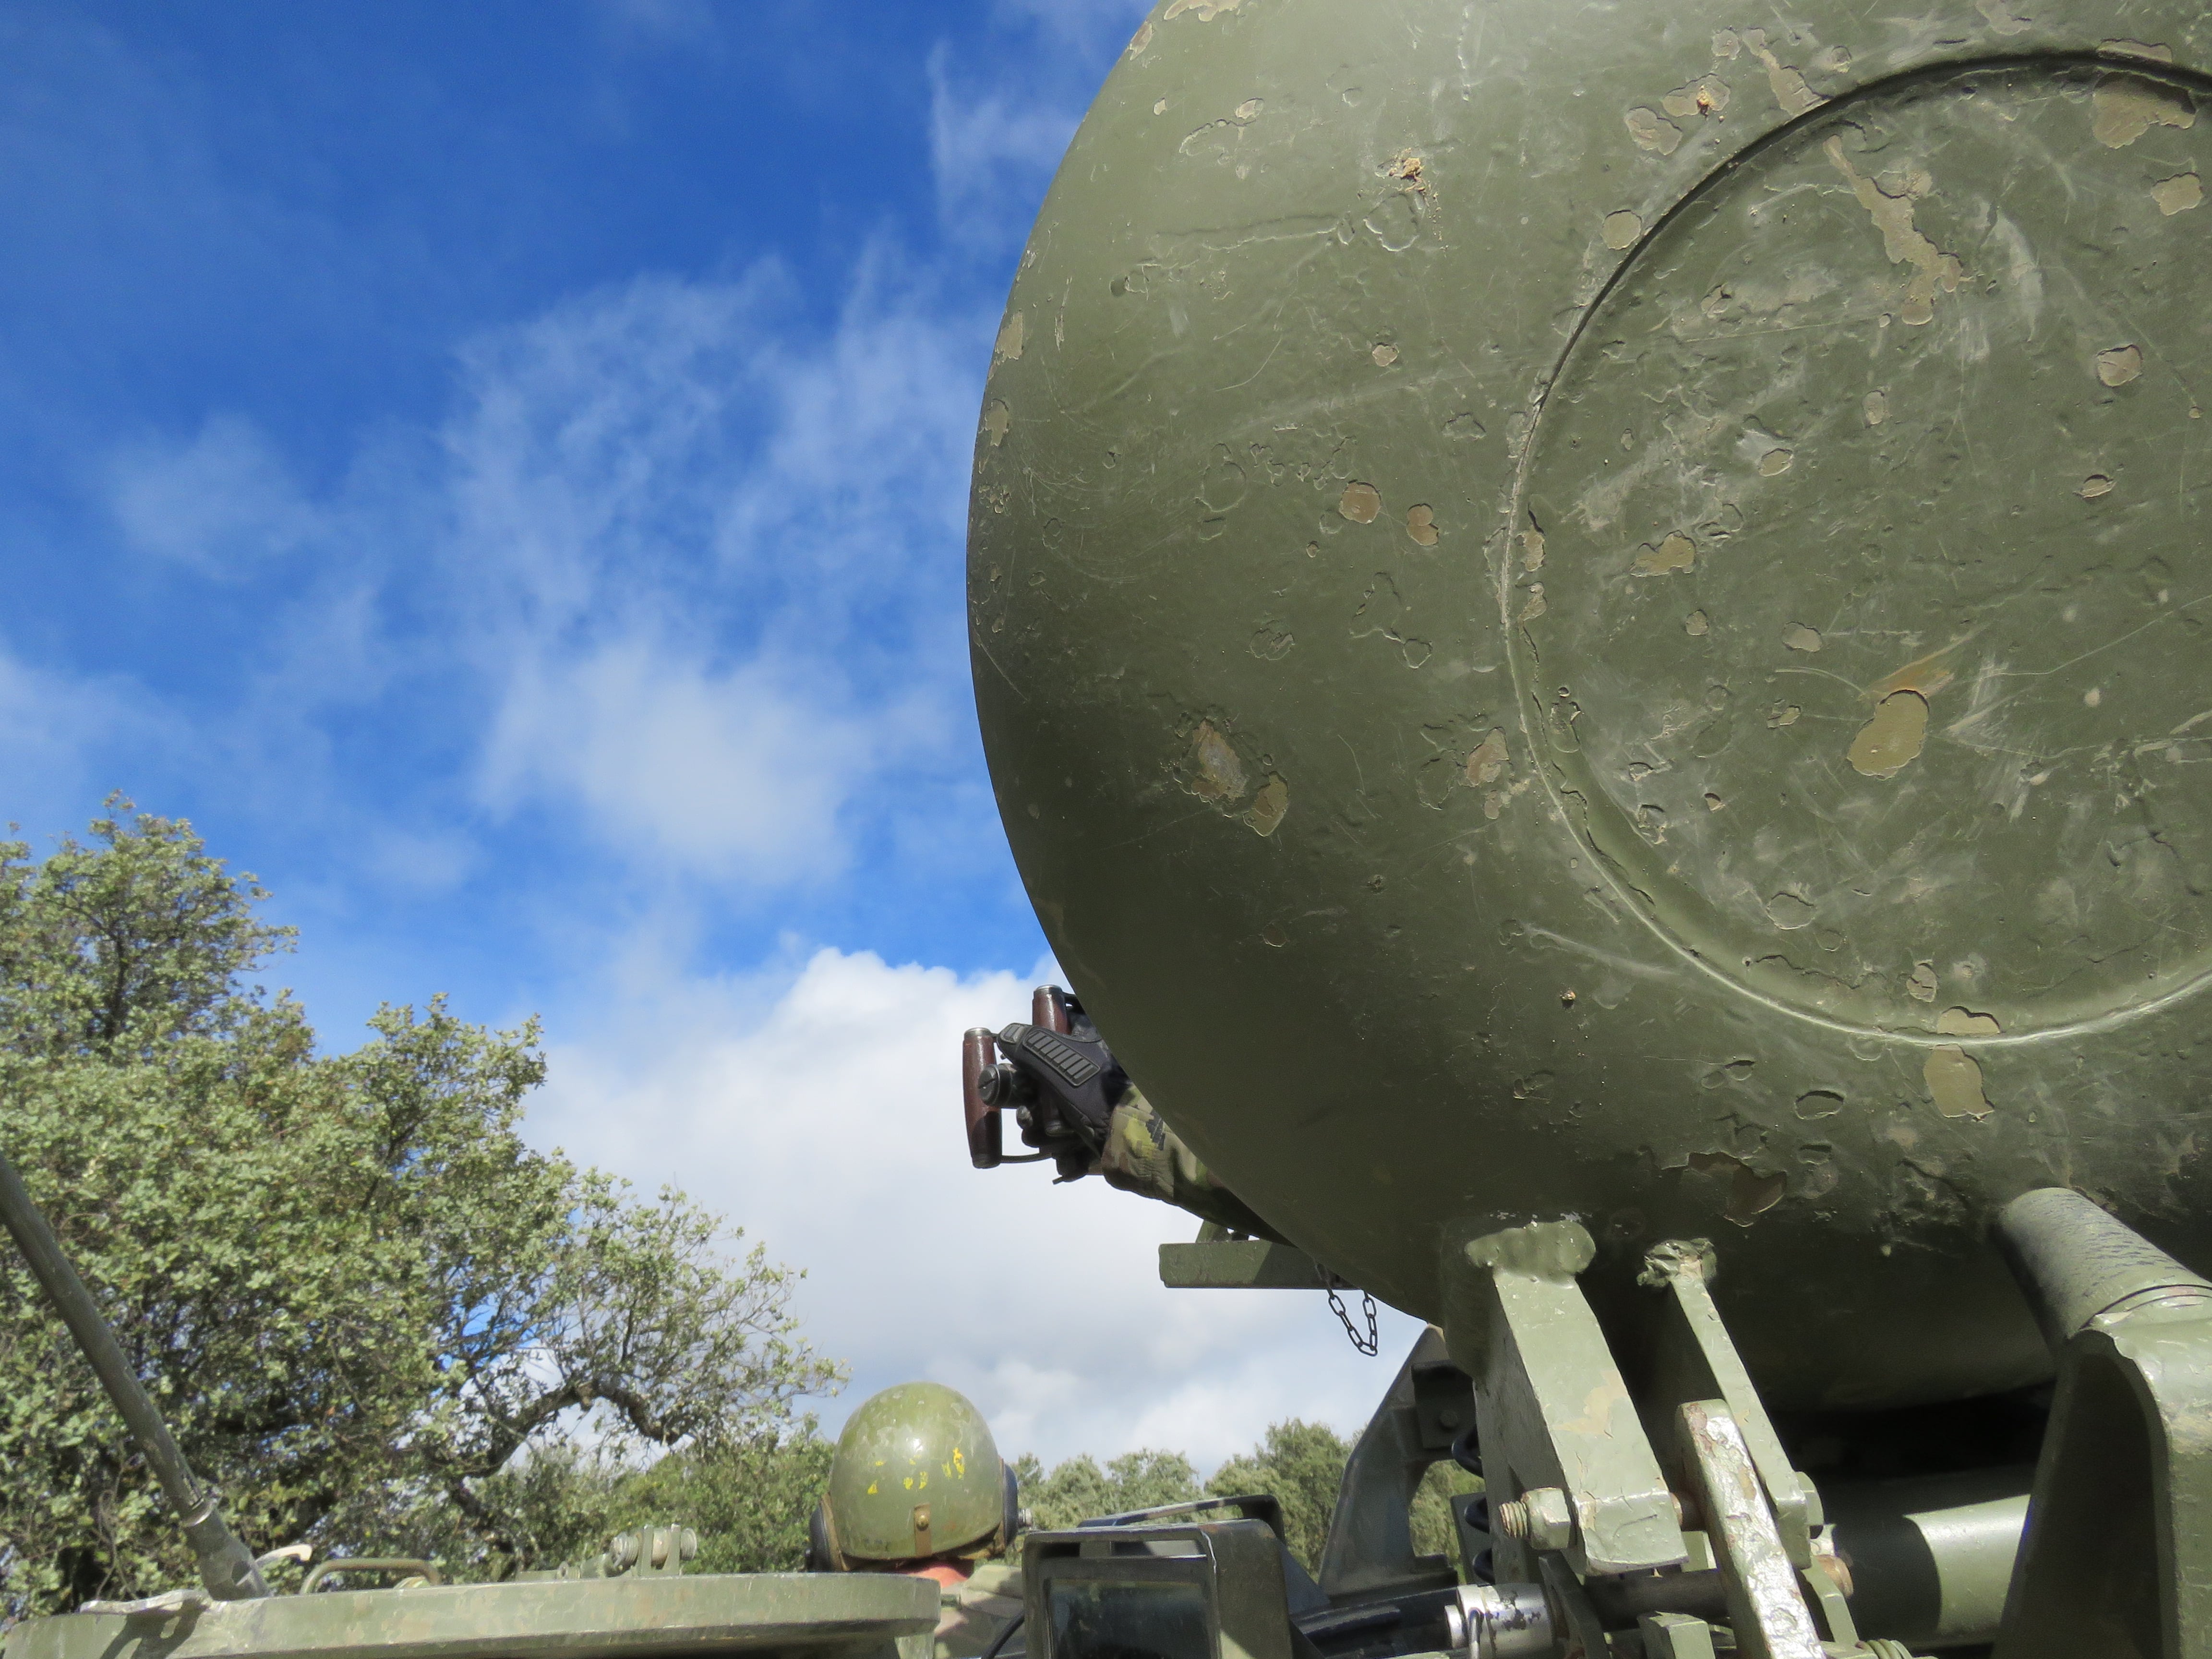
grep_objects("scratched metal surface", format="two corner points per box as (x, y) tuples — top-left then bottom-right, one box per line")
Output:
(967, 0), (2212, 1409)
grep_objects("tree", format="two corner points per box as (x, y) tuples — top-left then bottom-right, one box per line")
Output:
(1014, 1449), (1202, 1531)
(0, 803), (841, 1615)
(1206, 1420), (1349, 1571)
(1017, 1419), (1480, 1577)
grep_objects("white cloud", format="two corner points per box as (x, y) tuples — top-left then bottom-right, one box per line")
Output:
(534, 946), (1425, 1472)
(927, 47), (1087, 245)
(481, 640), (877, 881)
(432, 268), (988, 887)
(0, 644), (168, 829)
(107, 414), (323, 576)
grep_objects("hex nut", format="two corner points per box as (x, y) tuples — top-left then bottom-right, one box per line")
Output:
(1492, 1487), (1575, 1552)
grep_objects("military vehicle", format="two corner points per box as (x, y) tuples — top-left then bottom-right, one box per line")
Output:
(965, 0), (2212, 1654)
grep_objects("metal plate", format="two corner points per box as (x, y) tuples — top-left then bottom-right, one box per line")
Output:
(1, 1575), (938, 1659)
(1518, 56), (2212, 1043)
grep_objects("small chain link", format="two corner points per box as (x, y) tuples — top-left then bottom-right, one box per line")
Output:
(1325, 1282), (1380, 1356)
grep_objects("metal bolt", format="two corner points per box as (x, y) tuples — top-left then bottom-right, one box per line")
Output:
(1493, 1488), (1574, 1552)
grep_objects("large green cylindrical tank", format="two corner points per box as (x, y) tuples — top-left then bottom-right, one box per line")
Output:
(970, 0), (2212, 1409)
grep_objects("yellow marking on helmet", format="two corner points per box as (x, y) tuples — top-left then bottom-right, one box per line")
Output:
(867, 1483), (878, 1495)
(917, 1471), (928, 1488)
(903, 1477), (914, 1490)
(952, 1448), (966, 1476)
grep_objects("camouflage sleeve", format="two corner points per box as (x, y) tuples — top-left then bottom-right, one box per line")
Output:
(934, 1570), (1025, 1659)
(1095, 1086), (1282, 1240)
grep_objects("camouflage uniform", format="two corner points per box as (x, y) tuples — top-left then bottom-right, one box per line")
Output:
(930, 1558), (1024, 1659)
(1096, 1085), (1281, 1241)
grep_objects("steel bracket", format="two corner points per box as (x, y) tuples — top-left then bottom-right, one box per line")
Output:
(1641, 1241), (1824, 1568)
(1994, 1189), (2212, 1659)
(1442, 1221), (1686, 1578)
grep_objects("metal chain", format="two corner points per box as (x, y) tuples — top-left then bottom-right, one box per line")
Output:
(1325, 1282), (1380, 1356)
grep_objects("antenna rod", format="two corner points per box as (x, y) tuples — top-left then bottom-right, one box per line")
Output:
(0, 1142), (268, 1600)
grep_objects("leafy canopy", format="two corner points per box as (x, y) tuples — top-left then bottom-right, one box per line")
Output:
(1017, 1419), (1479, 1574)
(0, 802), (842, 1615)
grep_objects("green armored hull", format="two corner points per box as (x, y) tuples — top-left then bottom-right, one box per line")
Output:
(0, 1575), (938, 1659)
(970, 0), (2212, 1409)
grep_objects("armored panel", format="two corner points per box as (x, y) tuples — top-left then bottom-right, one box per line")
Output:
(0, 1575), (938, 1659)
(970, 0), (2212, 1407)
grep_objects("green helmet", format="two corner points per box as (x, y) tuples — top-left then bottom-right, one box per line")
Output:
(818, 1382), (1013, 1567)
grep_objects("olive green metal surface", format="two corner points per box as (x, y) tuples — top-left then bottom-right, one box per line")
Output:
(0, 1575), (938, 1659)
(969, 0), (2212, 1408)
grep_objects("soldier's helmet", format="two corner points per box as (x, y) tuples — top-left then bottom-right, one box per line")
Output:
(810, 1382), (1019, 1570)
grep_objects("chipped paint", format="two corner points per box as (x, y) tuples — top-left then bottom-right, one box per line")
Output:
(1975, 0), (2032, 36)
(1633, 531), (1696, 576)
(1243, 775), (1289, 836)
(1625, 108), (1683, 155)
(1370, 341), (1399, 367)
(1740, 28), (1825, 118)
(1685, 1151), (1787, 1223)
(993, 312), (1025, 363)
(2096, 344), (2143, 386)
(1684, 610), (1709, 637)
(1823, 138), (1964, 326)
(2079, 473), (2116, 499)
(2091, 76), (2196, 147)
(1189, 722), (1246, 800)
(1782, 624), (1822, 652)
(2153, 172), (2204, 214)
(1936, 1006), (2002, 1036)
(1602, 210), (1643, 250)
(1863, 390), (1888, 426)
(1661, 75), (1731, 120)
(1519, 524), (1546, 571)
(1467, 730), (1509, 787)
(1925, 1046), (1993, 1118)
(1160, 0), (1239, 19)
(1758, 447), (1794, 476)
(1338, 481), (1382, 523)
(1849, 691), (1930, 778)
(981, 400), (1011, 447)
(1125, 20), (1153, 54)
(1405, 505), (1439, 546)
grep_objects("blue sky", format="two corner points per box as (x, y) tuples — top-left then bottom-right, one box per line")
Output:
(0, 0), (1424, 1466)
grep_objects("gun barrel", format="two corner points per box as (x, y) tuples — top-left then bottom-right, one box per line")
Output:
(0, 1142), (268, 1600)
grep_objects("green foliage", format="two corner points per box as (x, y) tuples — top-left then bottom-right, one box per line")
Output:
(0, 803), (842, 1615)
(367, 1425), (837, 1580)
(1016, 1419), (1481, 1578)
(617, 1426), (836, 1573)
(1205, 1419), (1349, 1572)
(1013, 1449), (1202, 1532)
(1409, 1459), (1483, 1565)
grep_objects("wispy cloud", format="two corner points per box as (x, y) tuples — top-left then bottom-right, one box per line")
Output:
(0, 644), (169, 832)
(436, 261), (988, 884)
(107, 415), (324, 576)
